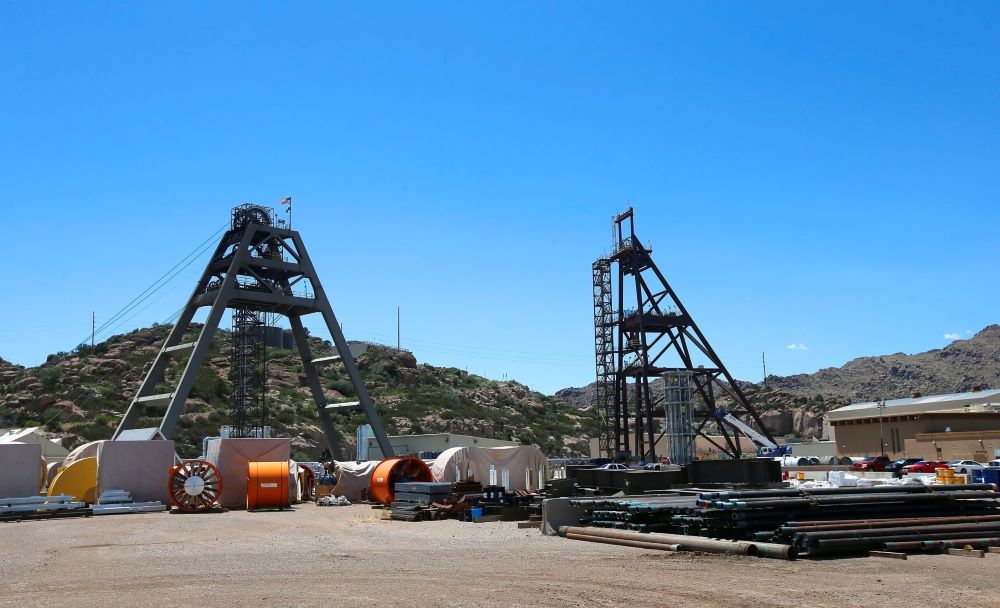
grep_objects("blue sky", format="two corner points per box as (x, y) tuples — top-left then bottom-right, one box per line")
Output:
(1, 4), (998, 394)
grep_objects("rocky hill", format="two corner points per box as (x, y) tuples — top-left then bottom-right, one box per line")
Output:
(556, 325), (1000, 440)
(0, 325), (595, 460)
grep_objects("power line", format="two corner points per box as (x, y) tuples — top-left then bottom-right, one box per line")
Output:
(77, 223), (227, 349)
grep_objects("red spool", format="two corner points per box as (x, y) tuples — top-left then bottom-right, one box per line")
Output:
(168, 460), (223, 512)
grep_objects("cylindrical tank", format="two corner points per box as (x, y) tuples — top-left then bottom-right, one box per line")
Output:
(247, 461), (291, 510)
(370, 457), (433, 504)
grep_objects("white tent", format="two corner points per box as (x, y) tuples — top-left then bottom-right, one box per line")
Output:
(0, 427), (70, 462)
(430, 445), (546, 491)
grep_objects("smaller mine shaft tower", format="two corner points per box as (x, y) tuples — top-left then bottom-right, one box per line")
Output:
(592, 208), (774, 461)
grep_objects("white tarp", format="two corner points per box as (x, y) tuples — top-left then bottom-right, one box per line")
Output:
(205, 438), (290, 508)
(431, 445), (546, 491)
(63, 441), (103, 467)
(429, 446), (471, 483)
(0, 443), (42, 498)
(330, 460), (379, 501)
(97, 440), (175, 503)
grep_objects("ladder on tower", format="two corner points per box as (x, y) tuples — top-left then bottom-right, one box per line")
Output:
(592, 258), (616, 458)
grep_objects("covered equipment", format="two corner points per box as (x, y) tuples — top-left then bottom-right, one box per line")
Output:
(204, 438), (290, 508)
(97, 440), (175, 503)
(0, 443), (43, 498)
(430, 445), (546, 491)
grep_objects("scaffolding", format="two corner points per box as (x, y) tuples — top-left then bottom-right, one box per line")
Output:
(229, 307), (267, 438)
(592, 258), (616, 457)
(663, 370), (695, 465)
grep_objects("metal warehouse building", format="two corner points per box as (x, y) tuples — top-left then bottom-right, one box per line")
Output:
(827, 389), (1000, 460)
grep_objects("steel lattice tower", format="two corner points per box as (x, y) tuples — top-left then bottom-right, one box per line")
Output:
(113, 203), (395, 459)
(592, 208), (774, 461)
(229, 307), (267, 437)
(591, 259), (615, 457)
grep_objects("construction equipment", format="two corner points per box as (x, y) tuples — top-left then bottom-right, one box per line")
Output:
(47, 456), (97, 503)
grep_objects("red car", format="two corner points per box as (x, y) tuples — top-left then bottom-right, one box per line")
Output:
(852, 456), (892, 472)
(901, 460), (950, 474)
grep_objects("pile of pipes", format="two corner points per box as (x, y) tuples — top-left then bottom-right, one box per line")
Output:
(558, 526), (796, 560)
(91, 490), (167, 516)
(564, 483), (1000, 558)
(0, 495), (92, 522)
(570, 495), (696, 533)
(767, 514), (1000, 556)
(704, 484), (1000, 555)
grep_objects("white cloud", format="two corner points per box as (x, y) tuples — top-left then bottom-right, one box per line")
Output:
(786, 343), (808, 351)
(943, 333), (961, 340)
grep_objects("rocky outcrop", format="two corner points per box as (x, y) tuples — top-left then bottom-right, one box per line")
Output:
(1, 324), (592, 459)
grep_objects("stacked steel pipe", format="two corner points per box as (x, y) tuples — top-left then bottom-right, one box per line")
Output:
(566, 483), (1000, 558)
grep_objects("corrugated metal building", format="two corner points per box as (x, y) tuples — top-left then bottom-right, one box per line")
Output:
(827, 389), (1000, 459)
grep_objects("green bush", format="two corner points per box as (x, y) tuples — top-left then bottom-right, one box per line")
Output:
(94, 413), (113, 426)
(39, 367), (61, 390)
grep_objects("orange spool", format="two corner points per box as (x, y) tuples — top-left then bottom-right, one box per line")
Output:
(370, 457), (433, 504)
(247, 461), (291, 510)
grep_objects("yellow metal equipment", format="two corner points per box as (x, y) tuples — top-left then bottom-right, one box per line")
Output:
(48, 456), (97, 503)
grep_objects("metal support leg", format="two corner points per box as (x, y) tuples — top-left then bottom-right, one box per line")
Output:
(288, 314), (342, 458)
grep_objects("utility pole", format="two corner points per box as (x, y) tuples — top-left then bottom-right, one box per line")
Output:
(397, 305), (400, 350)
(877, 398), (887, 456)
(91, 311), (95, 347)
(762, 352), (767, 387)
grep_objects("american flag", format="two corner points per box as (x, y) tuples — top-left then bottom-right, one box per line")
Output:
(279, 197), (292, 207)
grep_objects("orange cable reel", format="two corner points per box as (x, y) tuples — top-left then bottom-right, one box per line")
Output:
(168, 460), (223, 512)
(247, 461), (291, 510)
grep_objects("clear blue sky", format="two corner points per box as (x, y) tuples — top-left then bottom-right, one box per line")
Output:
(1, 4), (998, 394)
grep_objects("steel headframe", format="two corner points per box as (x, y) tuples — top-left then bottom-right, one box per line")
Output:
(592, 207), (774, 461)
(112, 203), (396, 459)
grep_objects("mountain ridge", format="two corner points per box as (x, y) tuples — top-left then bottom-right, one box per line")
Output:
(555, 325), (1000, 439)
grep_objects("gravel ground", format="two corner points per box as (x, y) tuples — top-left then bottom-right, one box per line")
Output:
(1, 503), (998, 608)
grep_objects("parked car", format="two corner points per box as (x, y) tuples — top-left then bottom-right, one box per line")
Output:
(948, 460), (985, 474)
(884, 458), (923, 473)
(596, 463), (630, 470)
(852, 456), (892, 472)
(902, 460), (950, 474)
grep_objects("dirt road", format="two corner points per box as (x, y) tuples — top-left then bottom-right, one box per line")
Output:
(1, 504), (997, 607)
